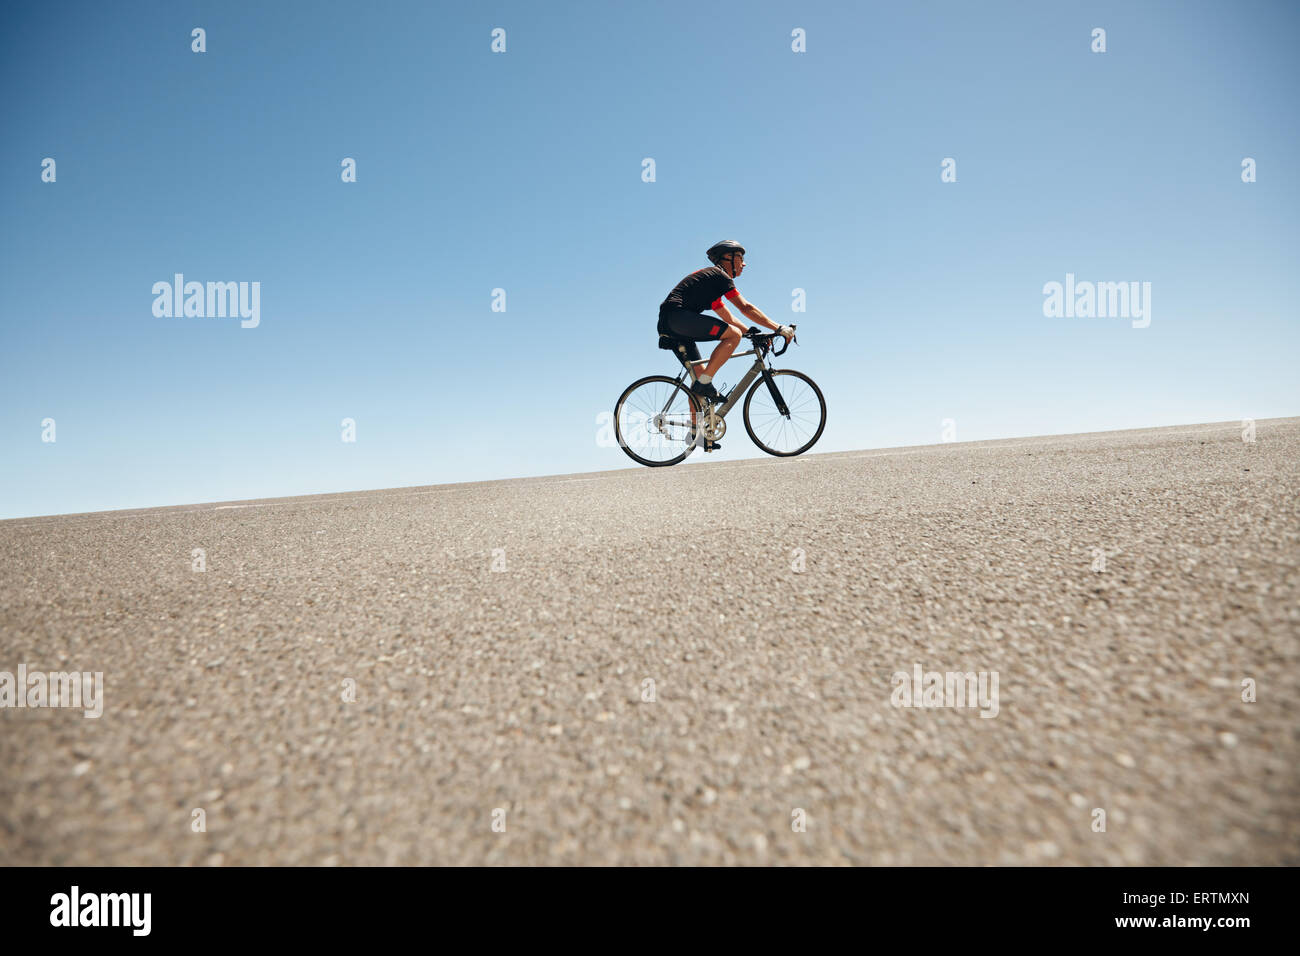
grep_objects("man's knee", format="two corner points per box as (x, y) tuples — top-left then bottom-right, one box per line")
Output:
(720, 325), (742, 342)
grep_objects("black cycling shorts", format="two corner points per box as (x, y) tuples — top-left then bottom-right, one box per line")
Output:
(658, 308), (727, 364)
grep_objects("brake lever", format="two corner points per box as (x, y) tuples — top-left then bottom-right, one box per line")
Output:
(773, 324), (795, 356)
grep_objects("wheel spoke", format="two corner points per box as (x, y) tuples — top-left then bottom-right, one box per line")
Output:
(744, 371), (825, 456)
(615, 377), (699, 465)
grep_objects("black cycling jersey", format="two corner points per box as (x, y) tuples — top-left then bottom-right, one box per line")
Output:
(659, 266), (739, 316)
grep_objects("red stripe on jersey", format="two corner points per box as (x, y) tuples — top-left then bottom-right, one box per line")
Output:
(724, 288), (740, 300)
(710, 298), (722, 310)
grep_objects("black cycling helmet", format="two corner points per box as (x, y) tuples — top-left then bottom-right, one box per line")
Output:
(706, 240), (746, 266)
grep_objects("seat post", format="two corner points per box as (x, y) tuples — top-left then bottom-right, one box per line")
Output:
(679, 348), (698, 382)
(660, 333), (699, 382)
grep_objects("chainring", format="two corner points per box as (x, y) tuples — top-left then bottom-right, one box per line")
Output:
(701, 409), (726, 441)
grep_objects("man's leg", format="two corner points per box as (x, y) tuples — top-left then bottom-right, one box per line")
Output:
(701, 325), (743, 381)
(677, 340), (701, 428)
(663, 310), (731, 387)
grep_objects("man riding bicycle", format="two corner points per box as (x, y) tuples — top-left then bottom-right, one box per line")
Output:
(615, 242), (822, 463)
(657, 241), (795, 410)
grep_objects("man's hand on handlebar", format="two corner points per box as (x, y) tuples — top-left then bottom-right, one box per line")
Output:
(742, 324), (797, 356)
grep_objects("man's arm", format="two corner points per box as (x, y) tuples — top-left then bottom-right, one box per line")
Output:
(712, 306), (743, 340)
(710, 294), (747, 334)
(724, 291), (782, 332)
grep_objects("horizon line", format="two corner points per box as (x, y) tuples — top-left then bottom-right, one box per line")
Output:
(3, 414), (1292, 526)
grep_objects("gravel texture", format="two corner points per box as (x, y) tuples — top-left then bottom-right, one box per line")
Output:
(1, 418), (1297, 865)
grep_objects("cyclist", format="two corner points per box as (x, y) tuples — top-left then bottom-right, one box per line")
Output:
(658, 241), (794, 409)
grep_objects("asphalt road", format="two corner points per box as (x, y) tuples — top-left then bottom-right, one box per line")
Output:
(2, 419), (1297, 865)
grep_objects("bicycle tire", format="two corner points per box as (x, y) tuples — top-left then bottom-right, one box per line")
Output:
(613, 375), (701, 467)
(742, 369), (826, 457)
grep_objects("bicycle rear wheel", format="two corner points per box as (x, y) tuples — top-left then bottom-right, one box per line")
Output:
(742, 369), (826, 457)
(614, 375), (700, 467)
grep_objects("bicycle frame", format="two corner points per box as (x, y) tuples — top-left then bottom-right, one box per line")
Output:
(660, 344), (791, 421)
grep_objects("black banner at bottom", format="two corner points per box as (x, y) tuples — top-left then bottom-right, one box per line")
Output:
(0, 865), (1278, 943)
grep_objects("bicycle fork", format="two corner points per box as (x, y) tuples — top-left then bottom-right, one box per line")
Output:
(757, 366), (791, 417)
(711, 363), (790, 419)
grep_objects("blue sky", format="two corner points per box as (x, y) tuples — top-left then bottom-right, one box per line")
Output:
(2, 0), (1297, 518)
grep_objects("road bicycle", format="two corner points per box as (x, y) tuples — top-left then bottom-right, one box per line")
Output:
(613, 325), (827, 467)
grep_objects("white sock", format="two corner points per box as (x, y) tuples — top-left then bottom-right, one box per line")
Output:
(698, 374), (712, 384)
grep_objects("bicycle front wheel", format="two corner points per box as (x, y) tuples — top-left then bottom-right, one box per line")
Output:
(614, 375), (701, 467)
(742, 369), (826, 457)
